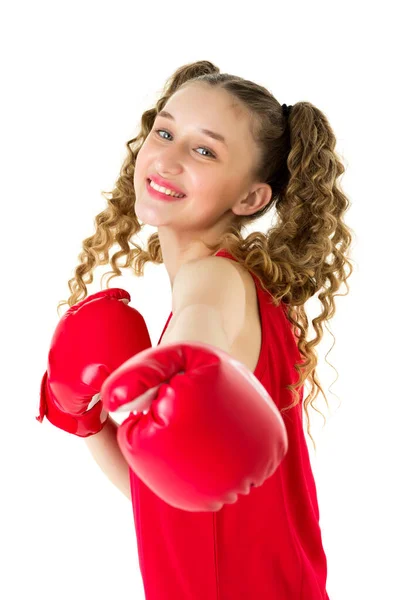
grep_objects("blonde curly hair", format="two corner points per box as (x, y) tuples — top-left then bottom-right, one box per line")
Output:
(57, 60), (355, 452)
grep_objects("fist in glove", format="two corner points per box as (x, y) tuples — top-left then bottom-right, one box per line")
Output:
(100, 342), (288, 512)
(36, 288), (152, 437)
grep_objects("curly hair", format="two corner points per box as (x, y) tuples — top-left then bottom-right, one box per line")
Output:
(57, 60), (355, 452)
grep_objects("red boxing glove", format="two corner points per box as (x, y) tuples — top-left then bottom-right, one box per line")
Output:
(36, 288), (152, 437)
(100, 342), (288, 512)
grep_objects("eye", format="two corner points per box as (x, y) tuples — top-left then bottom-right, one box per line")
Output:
(154, 129), (216, 159)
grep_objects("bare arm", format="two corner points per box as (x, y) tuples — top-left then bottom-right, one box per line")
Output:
(84, 414), (131, 501)
(159, 304), (232, 353)
(85, 308), (229, 502)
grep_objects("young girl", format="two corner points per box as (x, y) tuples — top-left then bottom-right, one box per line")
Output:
(38, 60), (354, 599)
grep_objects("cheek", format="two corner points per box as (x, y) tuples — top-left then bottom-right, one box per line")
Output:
(195, 174), (224, 198)
(133, 140), (159, 186)
(133, 150), (148, 189)
(200, 182), (232, 209)
(191, 187), (232, 221)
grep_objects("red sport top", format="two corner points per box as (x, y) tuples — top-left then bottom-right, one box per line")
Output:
(128, 249), (330, 599)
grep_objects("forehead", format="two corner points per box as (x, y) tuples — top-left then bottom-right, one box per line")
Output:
(163, 83), (255, 147)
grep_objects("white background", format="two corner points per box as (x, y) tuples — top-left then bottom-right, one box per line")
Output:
(1, 1), (399, 598)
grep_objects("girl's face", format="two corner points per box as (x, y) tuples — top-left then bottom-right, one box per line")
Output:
(133, 83), (261, 234)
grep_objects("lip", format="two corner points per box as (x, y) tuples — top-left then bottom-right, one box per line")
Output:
(146, 178), (186, 202)
(148, 174), (186, 196)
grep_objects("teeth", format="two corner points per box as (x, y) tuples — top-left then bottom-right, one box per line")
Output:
(149, 179), (184, 198)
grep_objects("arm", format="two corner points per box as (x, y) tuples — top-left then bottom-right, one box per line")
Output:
(84, 414), (131, 501)
(83, 305), (227, 503)
(159, 303), (232, 354)
(99, 259), (288, 512)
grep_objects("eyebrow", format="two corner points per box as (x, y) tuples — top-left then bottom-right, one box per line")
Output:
(157, 110), (227, 146)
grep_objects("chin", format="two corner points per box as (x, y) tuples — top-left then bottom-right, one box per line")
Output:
(134, 201), (164, 228)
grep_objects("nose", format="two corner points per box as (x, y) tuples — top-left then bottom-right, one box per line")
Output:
(155, 147), (185, 173)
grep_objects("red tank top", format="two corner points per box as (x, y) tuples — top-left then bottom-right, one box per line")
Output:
(128, 249), (330, 599)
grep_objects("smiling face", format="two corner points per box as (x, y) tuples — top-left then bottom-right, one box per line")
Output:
(133, 82), (264, 233)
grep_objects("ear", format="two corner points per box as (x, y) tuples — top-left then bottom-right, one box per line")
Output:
(232, 182), (273, 217)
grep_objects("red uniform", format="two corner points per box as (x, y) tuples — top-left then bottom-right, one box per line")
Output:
(128, 249), (330, 599)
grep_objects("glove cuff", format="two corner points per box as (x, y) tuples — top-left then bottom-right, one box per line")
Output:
(36, 371), (109, 438)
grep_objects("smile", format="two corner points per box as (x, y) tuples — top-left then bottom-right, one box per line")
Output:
(146, 179), (186, 201)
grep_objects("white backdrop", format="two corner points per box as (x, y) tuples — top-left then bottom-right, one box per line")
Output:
(1, 1), (398, 598)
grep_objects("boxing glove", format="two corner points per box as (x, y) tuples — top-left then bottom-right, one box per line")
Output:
(100, 341), (288, 512)
(36, 288), (152, 437)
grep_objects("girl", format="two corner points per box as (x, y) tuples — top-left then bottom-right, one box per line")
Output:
(39, 60), (354, 599)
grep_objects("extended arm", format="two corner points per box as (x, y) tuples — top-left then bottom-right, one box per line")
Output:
(99, 258), (288, 512)
(84, 415), (131, 501)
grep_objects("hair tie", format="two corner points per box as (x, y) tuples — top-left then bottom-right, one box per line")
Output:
(282, 103), (293, 118)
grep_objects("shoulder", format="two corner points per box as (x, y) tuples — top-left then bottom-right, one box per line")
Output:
(172, 255), (246, 343)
